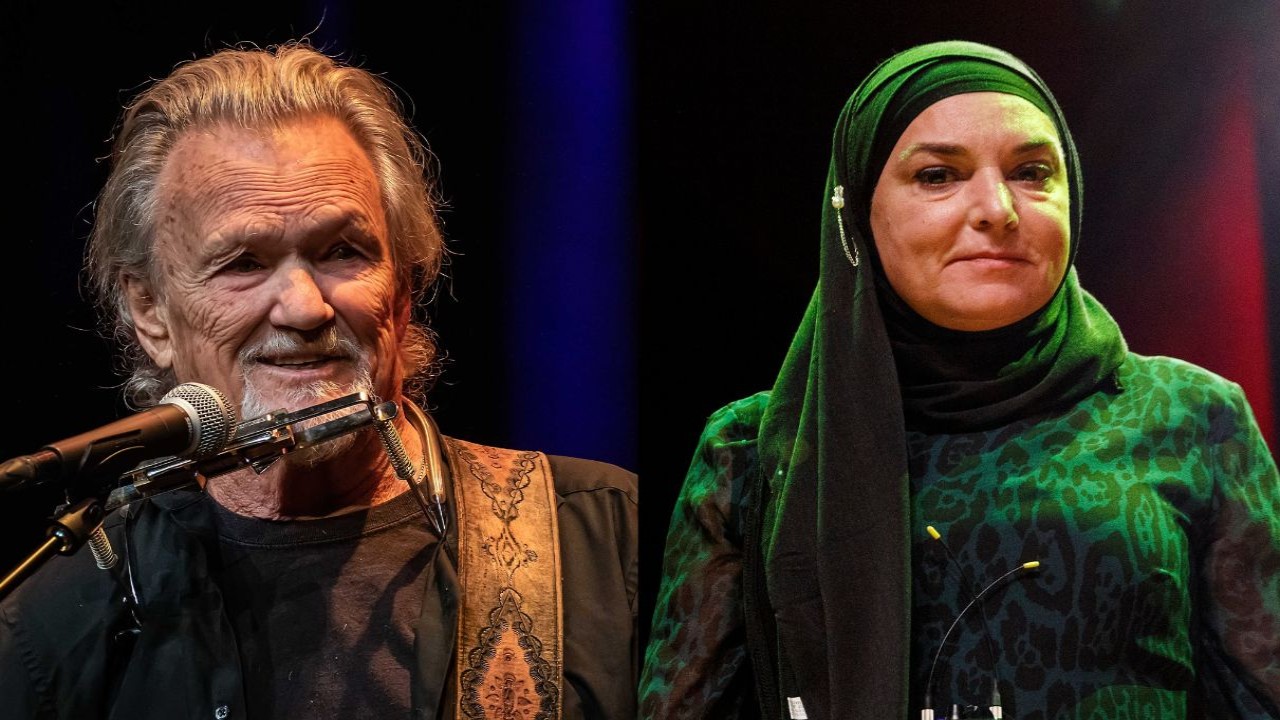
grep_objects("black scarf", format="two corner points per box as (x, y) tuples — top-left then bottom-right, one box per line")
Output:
(754, 41), (1127, 719)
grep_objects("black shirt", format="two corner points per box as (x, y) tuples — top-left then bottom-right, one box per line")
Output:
(0, 454), (638, 719)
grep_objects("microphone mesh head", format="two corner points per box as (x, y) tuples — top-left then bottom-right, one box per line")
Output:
(160, 383), (236, 456)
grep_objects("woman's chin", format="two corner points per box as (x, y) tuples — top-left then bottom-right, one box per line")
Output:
(924, 294), (1047, 332)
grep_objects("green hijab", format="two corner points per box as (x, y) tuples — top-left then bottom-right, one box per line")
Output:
(754, 41), (1127, 719)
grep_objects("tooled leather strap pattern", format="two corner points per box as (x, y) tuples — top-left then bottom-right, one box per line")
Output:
(448, 438), (563, 720)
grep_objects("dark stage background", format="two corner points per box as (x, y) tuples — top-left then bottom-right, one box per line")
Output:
(3, 0), (1279, 666)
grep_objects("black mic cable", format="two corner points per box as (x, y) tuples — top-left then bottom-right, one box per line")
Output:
(921, 525), (1039, 720)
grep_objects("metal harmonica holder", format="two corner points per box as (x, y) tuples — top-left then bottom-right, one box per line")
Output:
(106, 392), (388, 513)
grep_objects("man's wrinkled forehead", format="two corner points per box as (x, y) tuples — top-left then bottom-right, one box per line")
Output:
(152, 119), (388, 253)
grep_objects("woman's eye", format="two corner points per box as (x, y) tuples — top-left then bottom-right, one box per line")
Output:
(915, 167), (957, 186)
(1012, 163), (1053, 184)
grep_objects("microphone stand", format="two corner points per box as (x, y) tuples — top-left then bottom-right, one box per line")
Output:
(0, 496), (106, 599)
(0, 392), (391, 603)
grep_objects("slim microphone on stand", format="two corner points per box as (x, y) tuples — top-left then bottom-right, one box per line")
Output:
(926, 526), (1004, 716)
(920, 525), (1040, 720)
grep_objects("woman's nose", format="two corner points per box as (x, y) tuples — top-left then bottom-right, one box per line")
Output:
(269, 265), (335, 331)
(968, 172), (1019, 231)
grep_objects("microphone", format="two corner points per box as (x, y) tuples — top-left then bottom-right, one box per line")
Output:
(0, 383), (236, 493)
(921, 525), (1039, 720)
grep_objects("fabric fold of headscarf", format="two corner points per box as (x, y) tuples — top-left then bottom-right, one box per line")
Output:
(755, 41), (1127, 719)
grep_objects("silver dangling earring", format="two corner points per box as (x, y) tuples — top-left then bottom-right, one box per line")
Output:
(831, 185), (859, 268)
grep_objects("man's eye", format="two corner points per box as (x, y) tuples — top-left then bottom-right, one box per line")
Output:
(915, 167), (957, 186)
(225, 255), (264, 273)
(326, 243), (362, 261)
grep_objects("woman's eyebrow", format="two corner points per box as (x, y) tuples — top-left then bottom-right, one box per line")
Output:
(898, 137), (1059, 162)
(1012, 138), (1058, 155)
(897, 142), (965, 161)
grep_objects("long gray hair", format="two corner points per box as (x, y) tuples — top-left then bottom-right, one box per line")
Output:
(86, 42), (444, 406)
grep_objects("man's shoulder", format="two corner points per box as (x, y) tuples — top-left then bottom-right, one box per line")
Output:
(442, 435), (636, 504)
(547, 454), (637, 504)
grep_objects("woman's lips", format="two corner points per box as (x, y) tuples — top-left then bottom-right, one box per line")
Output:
(951, 253), (1029, 268)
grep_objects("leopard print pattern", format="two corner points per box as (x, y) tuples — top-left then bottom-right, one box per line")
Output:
(640, 356), (1280, 719)
(640, 394), (767, 720)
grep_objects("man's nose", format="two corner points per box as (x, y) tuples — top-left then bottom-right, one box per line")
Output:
(269, 265), (335, 331)
(968, 171), (1019, 232)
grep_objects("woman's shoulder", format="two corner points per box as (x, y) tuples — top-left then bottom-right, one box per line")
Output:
(676, 392), (771, 517)
(698, 391), (771, 447)
(1116, 353), (1271, 453)
(1120, 352), (1251, 406)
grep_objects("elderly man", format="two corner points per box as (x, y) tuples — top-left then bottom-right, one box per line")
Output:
(0, 44), (636, 719)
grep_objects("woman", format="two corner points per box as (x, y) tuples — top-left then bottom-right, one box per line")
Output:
(640, 41), (1280, 719)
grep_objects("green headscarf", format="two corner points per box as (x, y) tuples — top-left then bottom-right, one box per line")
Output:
(752, 41), (1127, 719)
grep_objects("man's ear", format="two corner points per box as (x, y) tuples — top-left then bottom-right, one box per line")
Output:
(121, 274), (174, 370)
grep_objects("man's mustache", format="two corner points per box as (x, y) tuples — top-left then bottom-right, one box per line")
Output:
(239, 327), (362, 365)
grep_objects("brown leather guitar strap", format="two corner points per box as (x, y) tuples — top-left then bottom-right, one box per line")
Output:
(445, 438), (563, 720)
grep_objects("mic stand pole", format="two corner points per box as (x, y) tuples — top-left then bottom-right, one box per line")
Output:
(0, 496), (105, 601)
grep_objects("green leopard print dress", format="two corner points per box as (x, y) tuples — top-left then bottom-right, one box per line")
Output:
(641, 354), (1280, 719)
